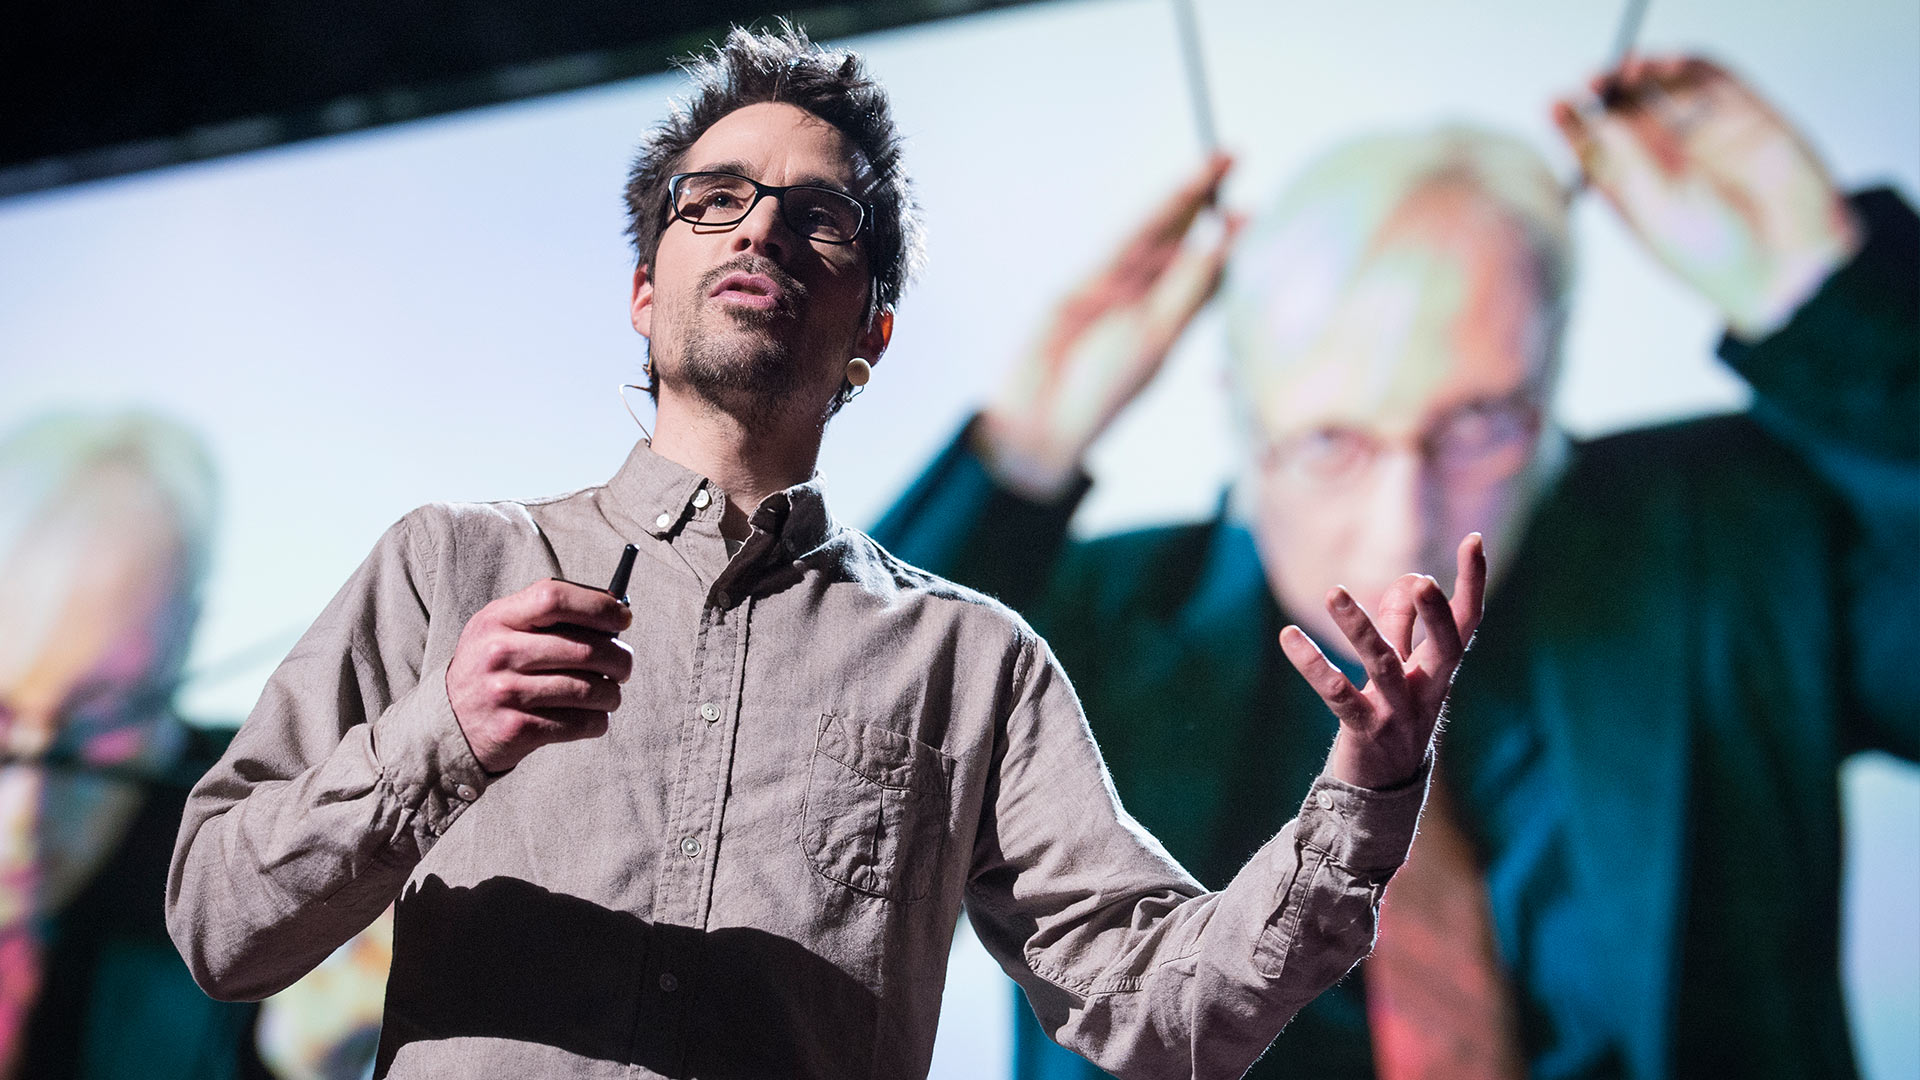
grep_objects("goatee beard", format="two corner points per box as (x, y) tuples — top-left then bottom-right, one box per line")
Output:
(678, 256), (813, 427)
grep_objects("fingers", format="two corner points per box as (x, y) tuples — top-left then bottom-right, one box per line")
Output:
(1323, 587), (1409, 703)
(1137, 211), (1246, 358)
(1280, 625), (1371, 732)
(1108, 152), (1235, 292)
(1562, 52), (1727, 184)
(495, 579), (633, 635)
(1598, 54), (1725, 102)
(1375, 575), (1420, 661)
(1551, 98), (1596, 166)
(1563, 91), (1678, 212)
(1411, 575), (1464, 670)
(495, 672), (624, 714)
(1136, 152), (1234, 249)
(1450, 533), (1488, 642)
(500, 708), (612, 750)
(531, 710), (614, 744)
(502, 627), (635, 682)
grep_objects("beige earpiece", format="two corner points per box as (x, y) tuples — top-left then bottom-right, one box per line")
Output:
(846, 357), (872, 387)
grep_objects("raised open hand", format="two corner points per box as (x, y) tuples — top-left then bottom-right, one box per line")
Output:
(977, 153), (1244, 498)
(1281, 534), (1487, 790)
(1553, 55), (1859, 341)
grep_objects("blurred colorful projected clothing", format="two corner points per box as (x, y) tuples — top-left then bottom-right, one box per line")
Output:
(0, 408), (267, 1080)
(873, 189), (1919, 1080)
(10, 725), (266, 1080)
(0, 407), (386, 1080)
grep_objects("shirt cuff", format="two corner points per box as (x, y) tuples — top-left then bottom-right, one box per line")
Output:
(1291, 765), (1431, 879)
(369, 659), (494, 842)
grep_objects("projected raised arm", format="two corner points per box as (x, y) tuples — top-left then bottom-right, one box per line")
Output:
(976, 153), (1243, 499)
(1553, 54), (1860, 341)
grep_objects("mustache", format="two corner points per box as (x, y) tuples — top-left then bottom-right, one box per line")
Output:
(698, 255), (808, 317)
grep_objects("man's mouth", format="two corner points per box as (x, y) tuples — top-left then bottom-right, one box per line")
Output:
(709, 271), (785, 312)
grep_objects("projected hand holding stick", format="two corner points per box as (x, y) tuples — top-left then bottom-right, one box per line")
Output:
(976, 155), (1243, 499)
(1553, 55), (1860, 341)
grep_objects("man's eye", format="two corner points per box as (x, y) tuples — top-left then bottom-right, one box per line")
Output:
(1301, 429), (1369, 465)
(1435, 405), (1533, 456)
(1270, 428), (1374, 480)
(704, 192), (741, 209)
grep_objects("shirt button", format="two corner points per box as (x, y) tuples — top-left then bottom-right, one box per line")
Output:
(654, 512), (672, 530)
(1315, 791), (1336, 811)
(699, 702), (720, 723)
(658, 972), (679, 992)
(692, 488), (712, 510)
(679, 836), (702, 858)
(455, 784), (478, 802)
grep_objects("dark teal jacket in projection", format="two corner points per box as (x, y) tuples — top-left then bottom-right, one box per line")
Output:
(872, 189), (1918, 1080)
(18, 722), (263, 1080)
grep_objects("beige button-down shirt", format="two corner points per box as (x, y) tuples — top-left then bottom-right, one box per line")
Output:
(167, 441), (1427, 1080)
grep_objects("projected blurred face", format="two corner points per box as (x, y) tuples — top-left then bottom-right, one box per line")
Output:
(632, 102), (885, 423)
(1236, 183), (1557, 657)
(0, 462), (188, 933)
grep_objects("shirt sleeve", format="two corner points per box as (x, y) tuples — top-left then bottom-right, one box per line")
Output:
(1719, 188), (1920, 760)
(165, 508), (495, 1001)
(1719, 187), (1918, 465)
(964, 631), (1425, 1080)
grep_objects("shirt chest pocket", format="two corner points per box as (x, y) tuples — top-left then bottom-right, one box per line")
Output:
(801, 713), (955, 903)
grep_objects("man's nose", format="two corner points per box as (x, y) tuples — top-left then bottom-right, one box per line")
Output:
(1358, 449), (1432, 572)
(730, 192), (796, 262)
(1, 704), (56, 761)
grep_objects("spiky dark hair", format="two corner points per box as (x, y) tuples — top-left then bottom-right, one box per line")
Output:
(623, 21), (925, 320)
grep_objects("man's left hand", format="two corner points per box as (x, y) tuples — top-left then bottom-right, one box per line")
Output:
(1553, 55), (1860, 341)
(1282, 534), (1487, 791)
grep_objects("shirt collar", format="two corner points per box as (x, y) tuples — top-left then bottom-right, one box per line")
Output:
(604, 439), (838, 557)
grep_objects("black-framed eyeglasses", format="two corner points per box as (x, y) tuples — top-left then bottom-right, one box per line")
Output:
(667, 171), (868, 245)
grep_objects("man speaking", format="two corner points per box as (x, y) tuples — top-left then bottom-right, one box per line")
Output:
(167, 24), (1484, 1079)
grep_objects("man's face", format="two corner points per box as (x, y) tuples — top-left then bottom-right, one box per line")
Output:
(1237, 184), (1557, 656)
(631, 102), (889, 425)
(0, 462), (186, 927)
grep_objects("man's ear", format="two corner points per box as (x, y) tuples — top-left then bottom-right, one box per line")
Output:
(630, 264), (655, 339)
(856, 306), (894, 368)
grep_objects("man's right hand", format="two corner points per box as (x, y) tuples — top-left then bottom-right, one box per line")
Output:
(976, 153), (1243, 500)
(446, 579), (634, 773)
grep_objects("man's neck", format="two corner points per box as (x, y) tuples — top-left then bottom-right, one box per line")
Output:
(649, 390), (824, 541)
